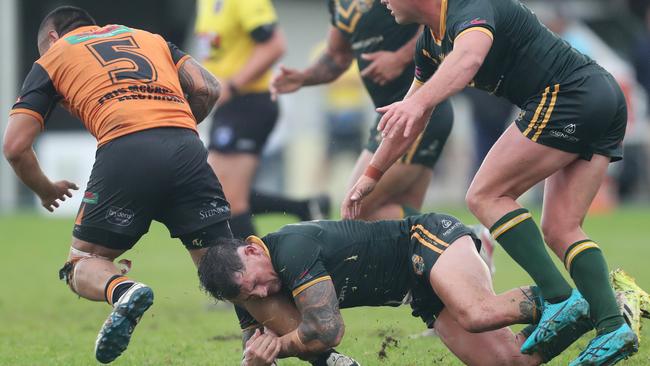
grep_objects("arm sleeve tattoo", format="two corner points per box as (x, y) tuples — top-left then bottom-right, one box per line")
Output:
(294, 280), (344, 348)
(177, 57), (221, 123)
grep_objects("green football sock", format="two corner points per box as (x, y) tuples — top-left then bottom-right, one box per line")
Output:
(490, 208), (572, 303)
(565, 240), (624, 334)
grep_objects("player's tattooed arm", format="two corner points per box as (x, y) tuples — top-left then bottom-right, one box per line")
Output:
(178, 57), (221, 123)
(278, 280), (344, 358)
(302, 27), (354, 86)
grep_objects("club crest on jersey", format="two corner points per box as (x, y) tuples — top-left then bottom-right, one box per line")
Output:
(412, 254), (425, 276)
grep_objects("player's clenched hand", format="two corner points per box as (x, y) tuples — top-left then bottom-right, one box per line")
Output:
(40, 180), (79, 212)
(377, 98), (429, 138)
(242, 329), (281, 366)
(341, 175), (378, 219)
(360, 51), (407, 86)
(270, 65), (305, 101)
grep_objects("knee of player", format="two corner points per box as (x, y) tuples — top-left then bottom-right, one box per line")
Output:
(464, 187), (485, 215)
(455, 308), (493, 333)
(539, 218), (568, 248)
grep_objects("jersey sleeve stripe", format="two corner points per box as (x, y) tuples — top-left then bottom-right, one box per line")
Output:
(454, 27), (494, 42)
(292, 276), (333, 297)
(411, 232), (444, 254)
(413, 78), (424, 86)
(10, 108), (45, 129)
(411, 224), (449, 247)
(175, 54), (191, 70)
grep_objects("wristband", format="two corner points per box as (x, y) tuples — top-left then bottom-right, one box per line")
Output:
(363, 165), (384, 181)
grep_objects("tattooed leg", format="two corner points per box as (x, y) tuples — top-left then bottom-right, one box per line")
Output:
(430, 236), (543, 333)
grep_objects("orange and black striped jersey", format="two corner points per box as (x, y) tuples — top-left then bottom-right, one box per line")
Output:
(11, 25), (197, 145)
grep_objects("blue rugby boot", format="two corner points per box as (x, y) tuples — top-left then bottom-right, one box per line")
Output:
(569, 323), (638, 366)
(95, 283), (154, 363)
(521, 289), (589, 354)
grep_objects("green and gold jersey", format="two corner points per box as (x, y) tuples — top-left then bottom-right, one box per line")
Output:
(414, 0), (595, 106)
(195, 0), (277, 93)
(328, 0), (420, 107)
(257, 218), (414, 308)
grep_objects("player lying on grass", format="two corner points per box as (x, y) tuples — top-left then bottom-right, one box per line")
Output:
(198, 213), (595, 366)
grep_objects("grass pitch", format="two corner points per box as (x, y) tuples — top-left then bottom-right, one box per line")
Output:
(1, 206), (649, 365)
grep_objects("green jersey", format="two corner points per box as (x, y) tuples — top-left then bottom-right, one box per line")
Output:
(414, 0), (595, 106)
(257, 213), (476, 315)
(260, 219), (412, 307)
(328, 0), (419, 107)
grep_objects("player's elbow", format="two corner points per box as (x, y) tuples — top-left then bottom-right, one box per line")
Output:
(302, 320), (345, 352)
(318, 322), (345, 350)
(268, 29), (287, 61)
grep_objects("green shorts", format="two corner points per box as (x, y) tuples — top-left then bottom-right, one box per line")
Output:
(367, 99), (453, 168)
(515, 66), (626, 162)
(405, 213), (480, 328)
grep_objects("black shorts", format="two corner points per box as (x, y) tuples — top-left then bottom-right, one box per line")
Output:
(73, 127), (232, 250)
(208, 92), (279, 154)
(367, 99), (453, 168)
(515, 66), (626, 162)
(405, 213), (480, 328)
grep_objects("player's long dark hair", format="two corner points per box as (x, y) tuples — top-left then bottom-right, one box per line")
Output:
(39, 6), (96, 37)
(198, 238), (248, 301)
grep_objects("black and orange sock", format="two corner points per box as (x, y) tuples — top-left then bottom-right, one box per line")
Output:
(104, 275), (135, 306)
